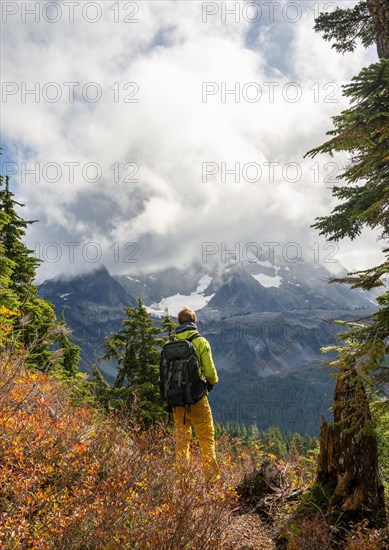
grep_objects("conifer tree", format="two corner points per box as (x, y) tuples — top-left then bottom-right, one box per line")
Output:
(0, 174), (57, 367)
(0, 168), (81, 377)
(0, 176), (40, 288)
(215, 423), (226, 438)
(262, 426), (286, 458)
(314, 0), (389, 58)
(101, 297), (165, 423)
(0, 206), (19, 315)
(54, 307), (81, 378)
(160, 308), (176, 341)
(290, 433), (304, 457)
(305, 3), (389, 527)
(306, 60), (389, 409)
(89, 364), (113, 411)
(249, 423), (259, 440)
(0, 206), (19, 343)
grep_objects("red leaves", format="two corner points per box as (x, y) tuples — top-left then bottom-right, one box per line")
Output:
(0, 361), (239, 548)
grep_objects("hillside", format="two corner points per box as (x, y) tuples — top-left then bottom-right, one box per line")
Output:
(0, 358), (277, 549)
(1, 355), (387, 549)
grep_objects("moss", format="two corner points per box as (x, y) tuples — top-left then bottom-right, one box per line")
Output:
(294, 482), (332, 517)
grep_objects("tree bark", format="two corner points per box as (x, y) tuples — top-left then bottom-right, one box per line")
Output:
(316, 364), (386, 527)
(367, 0), (389, 58)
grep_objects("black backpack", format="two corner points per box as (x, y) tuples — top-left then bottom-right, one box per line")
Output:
(159, 334), (206, 407)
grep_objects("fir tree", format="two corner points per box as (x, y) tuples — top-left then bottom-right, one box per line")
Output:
(54, 307), (81, 378)
(306, 60), (389, 408)
(101, 297), (165, 423)
(307, 60), (389, 243)
(0, 169), (82, 376)
(0, 176), (40, 288)
(262, 426), (287, 458)
(314, 0), (389, 58)
(0, 206), (19, 315)
(289, 433), (305, 457)
(313, 2), (375, 54)
(304, 6), (389, 528)
(160, 308), (176, 341)
(0, 206), (20, 342)
(89, 364), (112, 411)
(0, 174), (57, 368)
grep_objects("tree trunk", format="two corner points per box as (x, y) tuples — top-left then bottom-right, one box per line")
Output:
(367, 0), (389, 58)
(316, 363), (386, 527)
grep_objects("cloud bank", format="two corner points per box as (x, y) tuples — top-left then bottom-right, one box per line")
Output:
(1, 0), (383, 282)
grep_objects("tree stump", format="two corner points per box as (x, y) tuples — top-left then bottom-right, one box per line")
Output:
(316, 363), (386, 527)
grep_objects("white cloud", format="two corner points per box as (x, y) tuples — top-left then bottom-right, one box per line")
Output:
(1, 0), (382, 282)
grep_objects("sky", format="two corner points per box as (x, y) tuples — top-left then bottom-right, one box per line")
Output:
(1, 0), (385, 283)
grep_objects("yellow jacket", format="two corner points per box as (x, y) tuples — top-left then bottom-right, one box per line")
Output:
(173, 325), (218, 386)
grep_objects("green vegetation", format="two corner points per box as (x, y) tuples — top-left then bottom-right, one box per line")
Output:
(302, 0), (389, 532)
(211, 361), (335, 436)
(0, 171), (92, 391)
(93, 299), (174, 423)
(215, 422), (318, 460)
(0, 173), (58, 369)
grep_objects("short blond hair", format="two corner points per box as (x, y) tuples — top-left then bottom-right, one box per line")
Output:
(178, 306), (197, 325)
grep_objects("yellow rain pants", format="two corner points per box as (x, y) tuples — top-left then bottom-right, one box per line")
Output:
(173, 395), (221, 484)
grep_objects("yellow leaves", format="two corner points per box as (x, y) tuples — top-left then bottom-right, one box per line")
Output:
(135, 479), (146, 489)
(0, 305), (20, 317)
(238, 450), (249, 460)
(0, 306), (20, 338)
(0, 360), (247, 548)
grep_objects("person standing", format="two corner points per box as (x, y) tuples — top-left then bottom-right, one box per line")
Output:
(172, 306), (220, 484)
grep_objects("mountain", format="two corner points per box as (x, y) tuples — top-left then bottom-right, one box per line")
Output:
(39, 264), (133, 309)
(37, 259), (377, 435)
(38, 265), (136, 379)
(202, 260), (375, 317)
(115, 258), (375, 319)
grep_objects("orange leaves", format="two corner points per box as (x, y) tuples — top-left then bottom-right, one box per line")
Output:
(0, 305), (20, 336)
(0, 359), (245, 549)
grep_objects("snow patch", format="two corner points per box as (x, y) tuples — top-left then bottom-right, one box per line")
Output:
(196, 275), (213, 293)
(145, 275), (214, 318)
(251, 272), (282, 288)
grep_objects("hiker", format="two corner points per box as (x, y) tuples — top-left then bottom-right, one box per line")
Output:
(170, 306), (220, 484)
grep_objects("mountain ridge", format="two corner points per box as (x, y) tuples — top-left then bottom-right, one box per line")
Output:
(37, 259), (376, 434)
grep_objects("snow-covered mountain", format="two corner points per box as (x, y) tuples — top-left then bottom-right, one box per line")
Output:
(115, 257), (375, 319)
(38, 258), (377, 434)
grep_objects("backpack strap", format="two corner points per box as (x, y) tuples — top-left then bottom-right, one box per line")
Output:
(186, 333), (206, 383)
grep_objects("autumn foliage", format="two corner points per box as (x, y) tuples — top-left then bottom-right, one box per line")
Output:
(0, 353), (243, 549)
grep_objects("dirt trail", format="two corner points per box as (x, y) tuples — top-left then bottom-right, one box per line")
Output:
(221, 511), (276, 549)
